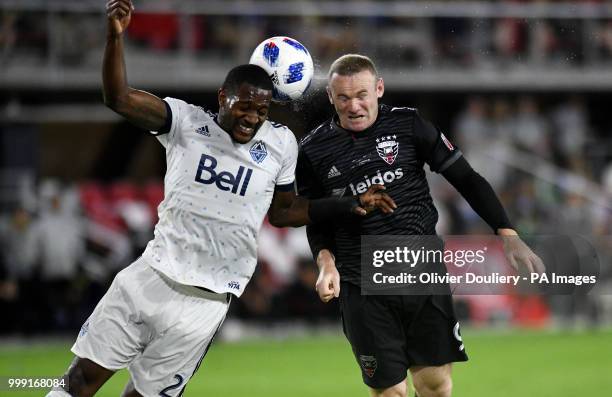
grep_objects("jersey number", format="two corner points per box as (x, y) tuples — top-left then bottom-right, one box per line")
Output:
(159, 374), (184, 397)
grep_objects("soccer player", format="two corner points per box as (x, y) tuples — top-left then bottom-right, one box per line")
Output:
(45, 3), (396, 397)
(296, 54), (544, 397)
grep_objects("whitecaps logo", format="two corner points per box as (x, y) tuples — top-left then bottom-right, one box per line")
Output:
(249, 141), (268, 163)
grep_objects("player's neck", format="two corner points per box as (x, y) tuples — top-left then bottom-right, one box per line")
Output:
(336, 115), (378, 133)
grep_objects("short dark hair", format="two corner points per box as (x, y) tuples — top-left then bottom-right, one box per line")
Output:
(222, 64), (273, 94)
(328, 54), (378, 80)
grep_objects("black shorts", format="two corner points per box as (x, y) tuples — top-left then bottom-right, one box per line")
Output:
(339, 282), (468, 389)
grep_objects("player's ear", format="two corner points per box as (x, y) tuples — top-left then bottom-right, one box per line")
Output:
(218, 88), (226, 108)
(326, 86), (333, 104)
(376, 78), (384, 98)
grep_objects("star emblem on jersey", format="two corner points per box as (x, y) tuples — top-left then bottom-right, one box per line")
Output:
(375, 135), (399, 165)
(359, 355), (378, 378)
(327, 166), (341, 178)
(249, 141), (268, 163)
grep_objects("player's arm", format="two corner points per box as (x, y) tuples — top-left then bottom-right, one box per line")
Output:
(413, 109), (544, 273)
(269, 131), (395, 227)
(442, 156), (513, 234)
(296, 148), (343, 302)
(267, 185), (396, 228)
(103, 0), (167, 131)
(305, 213), (340, 303)
(441, 157), (544, 273)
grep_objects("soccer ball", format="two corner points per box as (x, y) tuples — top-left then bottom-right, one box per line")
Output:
(249, 36), (314, 102)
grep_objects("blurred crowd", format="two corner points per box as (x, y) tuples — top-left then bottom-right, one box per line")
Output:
(448, 95), (610, 235)
(0, 179), (338, 335)
(449, 95), (611, 235)
(442, 95), (612, 328)
(1, 0), (611, 337)
(3, 1), (612, 68)
(1, 93), (611, 336)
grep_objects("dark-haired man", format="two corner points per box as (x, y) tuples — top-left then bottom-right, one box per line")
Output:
(45, 4), (396, 397)
(297, 54), (544, 397)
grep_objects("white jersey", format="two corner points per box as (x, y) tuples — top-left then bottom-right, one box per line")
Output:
(142, 97), (298, 296)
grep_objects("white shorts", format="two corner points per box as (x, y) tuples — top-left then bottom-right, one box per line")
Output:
(72, 256), (231, 397)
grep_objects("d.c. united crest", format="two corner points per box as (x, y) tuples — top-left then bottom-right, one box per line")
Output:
(359, 355), (378, 378)
(376, 135), (399, 165)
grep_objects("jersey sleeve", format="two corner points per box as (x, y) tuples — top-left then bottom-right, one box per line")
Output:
(296, 145), (337, 258)
(275, 130), (299, 191)
(296, 146), (322, 199)
(150, 97), (190, 148)
(413, 110), (462, 173)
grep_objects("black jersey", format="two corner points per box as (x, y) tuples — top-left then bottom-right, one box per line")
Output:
(297, 104), (462, 285)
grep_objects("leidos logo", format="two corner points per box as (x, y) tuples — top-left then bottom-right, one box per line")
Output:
(348, 168), (404, 194)
(195, 154), (253, 196)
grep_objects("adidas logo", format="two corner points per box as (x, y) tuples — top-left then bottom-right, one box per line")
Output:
(328, 166), (341, 179)
(196, 125), (210, 137)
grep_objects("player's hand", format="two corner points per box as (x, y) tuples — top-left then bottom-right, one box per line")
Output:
(500, 230), (545, 274)
(315, 250), (340, 303)
(107, 0), (134, 36)
(354, 184), (397, 215)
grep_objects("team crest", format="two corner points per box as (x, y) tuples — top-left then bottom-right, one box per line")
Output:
(359, 355), (378, 378)
(249, 141), (268, 163)
(376, 135), (399, 165)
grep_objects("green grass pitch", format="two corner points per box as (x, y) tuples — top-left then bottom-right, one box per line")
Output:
(1, 329), (611, 396)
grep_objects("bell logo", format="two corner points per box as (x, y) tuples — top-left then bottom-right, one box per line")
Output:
(348, 168), (404, 194)
(195, 153), (253, 196)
